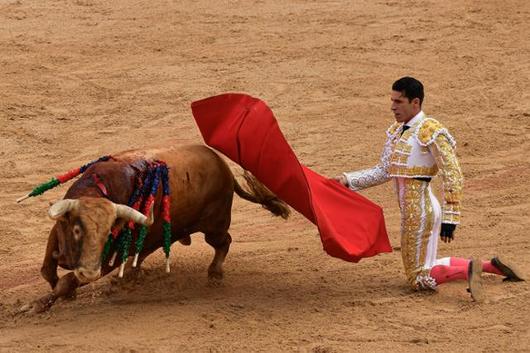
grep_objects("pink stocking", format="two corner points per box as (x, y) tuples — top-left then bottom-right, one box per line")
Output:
(430, 265), (468, 285)
(449, 257), (502, 276)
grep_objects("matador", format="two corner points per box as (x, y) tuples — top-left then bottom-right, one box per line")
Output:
(335, 77), (524, 300)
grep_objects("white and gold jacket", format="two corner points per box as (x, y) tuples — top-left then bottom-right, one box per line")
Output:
(343, 111), (463, 224)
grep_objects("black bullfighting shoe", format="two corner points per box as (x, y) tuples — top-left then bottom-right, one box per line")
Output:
(467, 258), (484, 302)
(491, 256), (525, 282)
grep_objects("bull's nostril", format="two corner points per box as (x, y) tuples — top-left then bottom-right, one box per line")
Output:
(75, 267), (101, 282)
(84, 270), (100, 278)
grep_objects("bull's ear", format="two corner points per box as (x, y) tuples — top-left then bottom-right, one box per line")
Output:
(49, 199), (80, 220)
(112, 217), (127, 231)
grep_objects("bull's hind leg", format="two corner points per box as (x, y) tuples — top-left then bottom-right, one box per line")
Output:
(204, 231), (232, 282)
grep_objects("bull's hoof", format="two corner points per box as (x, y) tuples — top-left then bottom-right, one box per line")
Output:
(207, 277), (223, 287)
(18, 297), (52, 314)
(207, 268), (224, 287)
(18, 303), (33, 314)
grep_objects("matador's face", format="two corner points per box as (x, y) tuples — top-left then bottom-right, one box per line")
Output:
(390, 90), (420, 124)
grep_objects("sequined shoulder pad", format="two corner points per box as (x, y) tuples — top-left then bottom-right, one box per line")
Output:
(386, 122), (402, 137)
(416, 118), (456, 147)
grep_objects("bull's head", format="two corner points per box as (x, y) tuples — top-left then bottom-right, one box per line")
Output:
(48, 197), (153, 283)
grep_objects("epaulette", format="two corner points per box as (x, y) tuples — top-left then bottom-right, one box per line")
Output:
(416, 117), (456, 147)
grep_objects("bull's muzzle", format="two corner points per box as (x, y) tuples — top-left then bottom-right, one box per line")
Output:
(74, 267), (101, 283)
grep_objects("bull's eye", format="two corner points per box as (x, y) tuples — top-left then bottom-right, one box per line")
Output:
(73, 225), (82, 242)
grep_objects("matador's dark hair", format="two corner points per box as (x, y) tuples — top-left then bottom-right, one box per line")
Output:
(392, 76), (424, 106)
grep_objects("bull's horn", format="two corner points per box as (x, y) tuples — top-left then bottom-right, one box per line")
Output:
(114, 203), (154, 226)
(48, 199), (80, 220)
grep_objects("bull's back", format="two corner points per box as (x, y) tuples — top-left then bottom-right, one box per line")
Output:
(115, 145), (234, 232)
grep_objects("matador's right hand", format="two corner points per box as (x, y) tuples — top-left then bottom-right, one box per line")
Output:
(332, 175), (348, 186)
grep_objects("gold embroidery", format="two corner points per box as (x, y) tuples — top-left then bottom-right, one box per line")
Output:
(442, 202), (461, 223)
(430, 133), (463, 224)
(388, 165), (438, 177)
(386, 121), (402, 136)
(443, 213), (460, 224)
(443, 203), (461, 214)
(418, 196), (433, 276)
(398, 179), (435, 289)
(445, 191), (462, 203)
(417, 118), (443, 145)
(390, 154), (409, 165)
(394, 141), (412, 154)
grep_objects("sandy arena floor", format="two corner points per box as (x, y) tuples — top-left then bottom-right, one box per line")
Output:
(0, 0), (529, 352)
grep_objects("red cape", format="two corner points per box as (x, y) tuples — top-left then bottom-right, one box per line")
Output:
(191, 93), (391, 262)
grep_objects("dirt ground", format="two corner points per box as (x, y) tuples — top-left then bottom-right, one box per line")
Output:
(1, 0), (529, 352)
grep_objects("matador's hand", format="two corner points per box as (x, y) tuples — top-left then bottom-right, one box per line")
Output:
(332, 175), (348, 186)
(440, 223), (457, 243)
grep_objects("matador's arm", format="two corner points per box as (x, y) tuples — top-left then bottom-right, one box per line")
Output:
(421, 122), (463, 224)
(342, 126), (397, 191)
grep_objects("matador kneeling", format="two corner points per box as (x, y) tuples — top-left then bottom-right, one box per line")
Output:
(335, 77), (524, 300)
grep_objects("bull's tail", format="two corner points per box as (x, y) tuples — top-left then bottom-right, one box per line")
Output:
(234, 171), (290, 219)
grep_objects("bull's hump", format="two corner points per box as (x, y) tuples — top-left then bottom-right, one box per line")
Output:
(114, 144), (209, 162)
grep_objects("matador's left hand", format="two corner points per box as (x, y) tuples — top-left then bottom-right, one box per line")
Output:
(440, 223), (457, 243)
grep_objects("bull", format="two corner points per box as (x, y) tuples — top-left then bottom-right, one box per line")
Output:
(23, 144), (289, 313)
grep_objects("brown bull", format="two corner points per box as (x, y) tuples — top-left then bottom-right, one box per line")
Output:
(25, 144), (289, 313)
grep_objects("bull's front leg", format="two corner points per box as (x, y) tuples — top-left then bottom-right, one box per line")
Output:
(21, 272), (79, 314)
(40, 226), (59, 289)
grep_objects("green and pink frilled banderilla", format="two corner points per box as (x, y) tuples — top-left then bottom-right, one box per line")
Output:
(16, 156), (112, 203)
(103, 161), (172, 277)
